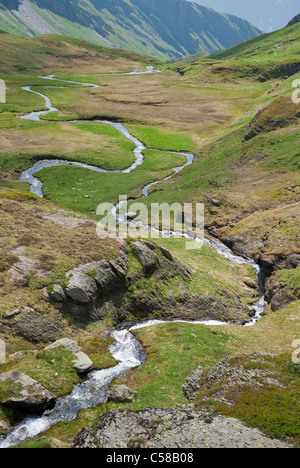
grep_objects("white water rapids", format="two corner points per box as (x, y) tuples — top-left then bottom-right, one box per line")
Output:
(0, 67), (267, 448)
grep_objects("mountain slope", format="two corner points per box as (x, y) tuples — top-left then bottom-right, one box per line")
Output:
(0, 0), (262, 60)
(288, 14), (300, 26)
(189, 0), (300, 32)
(176, 21), (300, 81)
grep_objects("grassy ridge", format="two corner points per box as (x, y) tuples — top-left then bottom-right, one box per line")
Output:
(177, 22), (300, 80)
(0, 34), (158, 74)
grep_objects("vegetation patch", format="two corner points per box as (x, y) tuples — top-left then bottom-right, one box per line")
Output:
(127, 125), (197, 152)
(194, 354), (300, 447)
(244, 97), (300, 140)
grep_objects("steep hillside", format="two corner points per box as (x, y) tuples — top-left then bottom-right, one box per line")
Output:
(176, 21), (300, 80)
(288, 14), (300, 26)
(0, 0), (262, 60)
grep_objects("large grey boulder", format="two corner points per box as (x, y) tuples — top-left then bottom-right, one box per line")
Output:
(72, 351), (93, 373)
(45, 338), (93, 373)
(132, 242), (159, 271)
(0, 372), (55, 413)
(78, 260), (118, 291)
(108, 385), (137, 403)
(65, 271), (97, 304)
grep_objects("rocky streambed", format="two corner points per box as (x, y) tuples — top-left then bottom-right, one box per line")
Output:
(0, 68), (270, 448)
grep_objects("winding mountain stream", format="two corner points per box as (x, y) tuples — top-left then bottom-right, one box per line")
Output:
(0, 67), (266, 448)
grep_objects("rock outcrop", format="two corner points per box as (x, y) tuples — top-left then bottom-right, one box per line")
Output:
(131, 242), (159, 271)
(72, 408), (291, 448)
(46, 244), (251, 326)
(0, 372), (55, 413)
(52, 255), (128, 311)
(182, 367), (204, 401)
(287, 14), (300, 27)
(265, 272), (300, 312)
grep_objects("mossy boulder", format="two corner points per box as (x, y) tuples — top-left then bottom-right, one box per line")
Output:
(0, 372), (56, 413)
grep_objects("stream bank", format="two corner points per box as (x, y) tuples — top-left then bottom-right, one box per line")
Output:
(0, 68), (269, 448)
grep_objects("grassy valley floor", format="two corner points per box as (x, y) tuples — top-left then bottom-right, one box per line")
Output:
(0, 26), (299, 448)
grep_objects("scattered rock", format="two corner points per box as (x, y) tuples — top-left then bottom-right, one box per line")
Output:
(9, 350), (38, 361)
(109, 257), (128, 281)
(264, 378), (285, 388)
(140, 240), (156, 250)
(45, 338), (81, 355)
(3, 308), (21, 318)
(73, 408), (291, 448)
(0, 372), (56, 413)
(108, 385), (137, 403)
(285, 254), (300, 269)
(8, 246), (45, 285)
(270, 291), (295, 312)
(251, 351), (276, 358)
(9, 351), (24, 360)
(211, 198), (222, 207)
(206, 358), (251, 390)
(73, 427), (97, 448)
(42, 209), (90, 229)
(265, 274), (300, 312)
